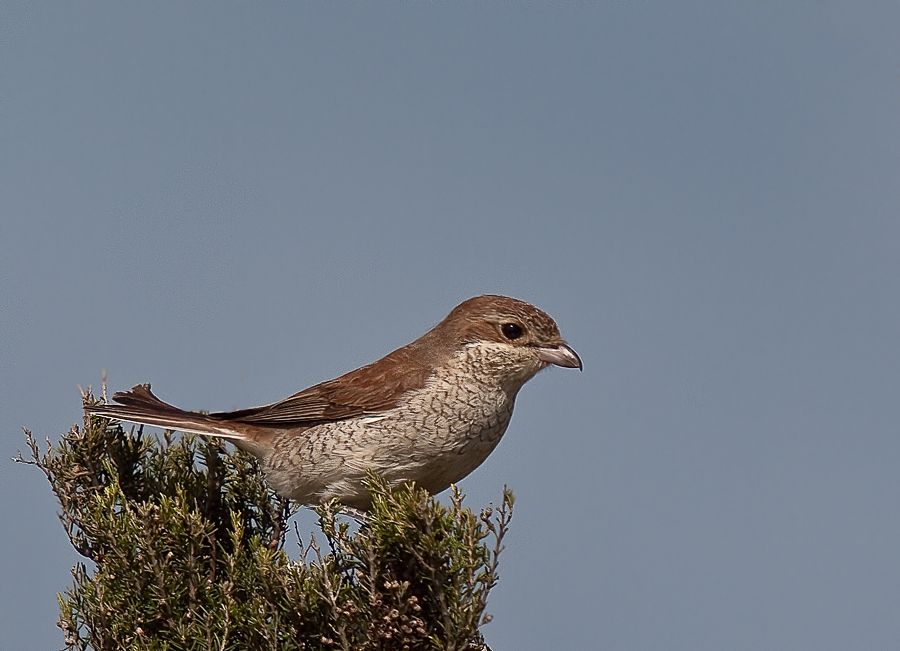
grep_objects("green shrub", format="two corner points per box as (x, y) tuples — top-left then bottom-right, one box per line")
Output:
(17, 394), (513, 650)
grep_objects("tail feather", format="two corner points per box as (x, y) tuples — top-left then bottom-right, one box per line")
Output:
(109, 383), (180, 412)
(85, 384), (254, 445)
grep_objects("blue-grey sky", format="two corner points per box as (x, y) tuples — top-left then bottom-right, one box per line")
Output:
(3, 3), (899, 649)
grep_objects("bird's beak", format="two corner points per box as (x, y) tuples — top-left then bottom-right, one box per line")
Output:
(536, 343), (583, 371)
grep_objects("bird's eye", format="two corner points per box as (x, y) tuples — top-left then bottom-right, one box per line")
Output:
(501, 323), (524, 340)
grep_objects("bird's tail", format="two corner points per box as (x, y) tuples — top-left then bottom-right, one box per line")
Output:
(84, 384), (260, 452)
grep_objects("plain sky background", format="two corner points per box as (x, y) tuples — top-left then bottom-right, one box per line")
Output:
(2, 2), (899, 649)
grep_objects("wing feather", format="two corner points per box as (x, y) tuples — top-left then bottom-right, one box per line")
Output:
(208, 336), (445, 427)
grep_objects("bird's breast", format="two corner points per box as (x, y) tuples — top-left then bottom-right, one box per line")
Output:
(392, 370), (516, 449)
(264, 344), (531, 505)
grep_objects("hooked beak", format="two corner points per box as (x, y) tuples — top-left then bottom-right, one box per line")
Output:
(536, 343), (583, 371)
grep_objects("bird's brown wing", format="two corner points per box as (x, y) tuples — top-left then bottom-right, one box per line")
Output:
(208, 339), (443, 427)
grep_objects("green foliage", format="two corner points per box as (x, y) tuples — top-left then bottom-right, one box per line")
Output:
(18, 395), (513, 650)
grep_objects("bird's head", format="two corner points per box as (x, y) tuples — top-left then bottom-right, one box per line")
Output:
(432, 295), (582, 387)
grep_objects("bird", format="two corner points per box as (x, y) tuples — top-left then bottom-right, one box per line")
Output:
(85, 295), (581, 510)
